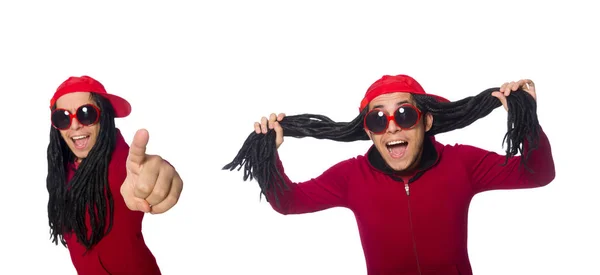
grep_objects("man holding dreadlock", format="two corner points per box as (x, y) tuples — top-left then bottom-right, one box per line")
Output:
(47, 75), (184, 275)
(225, 74), (555, 274)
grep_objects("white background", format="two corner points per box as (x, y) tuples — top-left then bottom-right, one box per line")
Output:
(1, 1), (598, 274)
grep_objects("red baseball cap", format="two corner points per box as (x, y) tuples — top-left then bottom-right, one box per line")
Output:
(359, 74), (449, 111)
(50, 75), (132, 118)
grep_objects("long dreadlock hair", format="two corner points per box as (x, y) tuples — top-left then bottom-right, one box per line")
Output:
(223, 87), (540, 207)
(47, 93), (117, 251)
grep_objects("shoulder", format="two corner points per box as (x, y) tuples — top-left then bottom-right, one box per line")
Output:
(353, 146), (376, 166)
(435, 139), (496, 166)
(316, 151), (368, 176)
(329, 154), (364, 171)
(442, 142), (491, 155)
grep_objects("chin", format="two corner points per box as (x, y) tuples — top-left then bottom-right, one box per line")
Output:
(389, 163), (410, 172)
(385, 156), (416, 172)
(76, 153), (90, 160)
(67, 146), (90, 160)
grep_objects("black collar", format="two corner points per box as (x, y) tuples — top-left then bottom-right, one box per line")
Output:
(367, 136), (439, 183)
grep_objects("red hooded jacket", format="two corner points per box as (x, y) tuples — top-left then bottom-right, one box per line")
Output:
(64, 129), (161, 275)
(266, 127), (555, 275)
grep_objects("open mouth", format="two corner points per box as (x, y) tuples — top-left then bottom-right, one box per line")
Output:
(71, 135), (90, 150)
(386, 140), (408, 159)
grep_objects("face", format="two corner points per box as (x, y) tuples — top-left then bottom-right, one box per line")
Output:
(53, 92), (100, 162)
(364, 92), (433, 172)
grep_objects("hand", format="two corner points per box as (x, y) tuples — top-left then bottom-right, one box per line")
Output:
(254, 113), (285, 149)
(121, 129), (184, 214)
(491, 79), (537, 111)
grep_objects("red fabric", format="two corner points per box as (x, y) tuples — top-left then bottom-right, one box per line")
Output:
(360, 75), (449, 111)
(51, 75), (132, 118)
(64, 129), (161, 275)
(266, 127), (555, 275)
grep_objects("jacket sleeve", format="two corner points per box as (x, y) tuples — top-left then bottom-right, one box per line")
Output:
(264, 152), (352, 215)
(459, 125), (555, 194)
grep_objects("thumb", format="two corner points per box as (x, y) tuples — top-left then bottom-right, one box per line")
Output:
(128, 129), (150, 168)
(491, 91), (508, 111)
(274, 121), (284, 149)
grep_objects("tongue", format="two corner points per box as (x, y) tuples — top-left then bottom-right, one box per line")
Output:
(74, 137), (89, 148)
(388, 144), (407, 159)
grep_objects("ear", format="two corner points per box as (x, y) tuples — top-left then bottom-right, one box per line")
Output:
(364, 128), (373, 140)
(424, 113), (433, 132)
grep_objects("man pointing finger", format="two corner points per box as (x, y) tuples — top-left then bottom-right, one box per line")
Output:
(46, 75), (183, 275)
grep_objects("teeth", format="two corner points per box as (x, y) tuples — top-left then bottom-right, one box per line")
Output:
(72, 135), (88, 140)
(387, 140), (407, 146)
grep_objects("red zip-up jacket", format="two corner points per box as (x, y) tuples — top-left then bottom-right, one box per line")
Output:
(64, 129), (161, 275)
(266, 126), (555, 275)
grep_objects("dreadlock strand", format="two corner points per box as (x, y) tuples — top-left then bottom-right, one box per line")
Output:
(47, 126), (72, 246)
(223, 111), (368, 206)
(413, 88), (539, 170)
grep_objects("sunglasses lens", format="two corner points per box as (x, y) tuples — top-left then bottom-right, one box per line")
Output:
(76, 105), (99, 126)
(365, 110), (389, 133)
(394, 106), (419, 128)
(51, 110), (72, 130)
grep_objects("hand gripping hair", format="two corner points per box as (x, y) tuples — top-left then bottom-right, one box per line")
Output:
(223, 75), (540, 207)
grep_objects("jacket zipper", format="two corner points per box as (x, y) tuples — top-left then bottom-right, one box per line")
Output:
(405, 183), (422, 275)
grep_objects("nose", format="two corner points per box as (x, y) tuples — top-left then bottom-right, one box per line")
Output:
(386, 118), (400, 133)
(69, 117), (82, 130)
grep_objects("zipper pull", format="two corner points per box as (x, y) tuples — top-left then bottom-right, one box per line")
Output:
(405, 183), (410, 196)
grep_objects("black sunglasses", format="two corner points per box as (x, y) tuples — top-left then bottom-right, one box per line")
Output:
(51, 104), (101, 130)
(363, 104), (422, 134)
